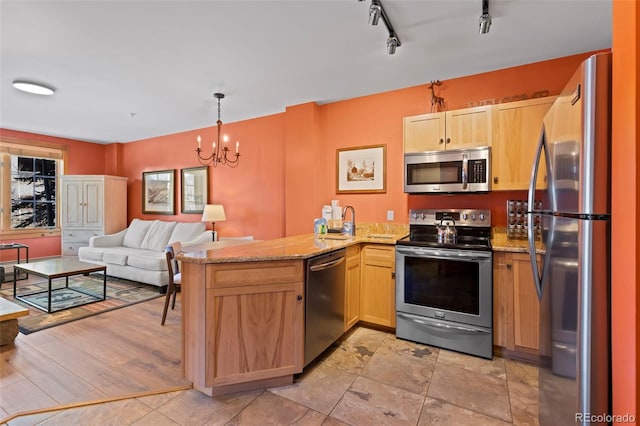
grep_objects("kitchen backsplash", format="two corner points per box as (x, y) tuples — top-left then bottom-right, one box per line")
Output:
(357, 222), (409, 235)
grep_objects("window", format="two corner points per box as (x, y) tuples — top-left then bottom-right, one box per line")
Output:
(10, 156), (57, 229)
(0, 137), (66, 237)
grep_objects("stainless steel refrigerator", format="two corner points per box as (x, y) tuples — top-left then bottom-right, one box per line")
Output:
(527, 52), (611, 426)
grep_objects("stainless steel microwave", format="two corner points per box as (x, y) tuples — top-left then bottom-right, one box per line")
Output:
(404, 146), (491, 193)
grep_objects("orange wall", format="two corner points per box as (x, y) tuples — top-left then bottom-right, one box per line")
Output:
(119, 113), (286, 240)
(612, 0), (639, 423)
(284, 103), (325, 236)
(0, 129), (107, 175)
(0, 129), (107, 259)
(315, 50), (605, 230)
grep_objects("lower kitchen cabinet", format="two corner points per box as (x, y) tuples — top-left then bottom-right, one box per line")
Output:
(493, 251), (548, 361)
(344, 245), (361, 331)
(360, 244), (396, 328)
(182, 260), (305, 396)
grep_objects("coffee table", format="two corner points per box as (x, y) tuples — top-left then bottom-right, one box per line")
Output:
(13, 259), (107, 313)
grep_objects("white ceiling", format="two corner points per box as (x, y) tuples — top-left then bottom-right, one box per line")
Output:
(0, 0), (612, 144)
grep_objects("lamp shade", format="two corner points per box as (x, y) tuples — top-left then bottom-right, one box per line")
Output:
(201, 204), (226, 222)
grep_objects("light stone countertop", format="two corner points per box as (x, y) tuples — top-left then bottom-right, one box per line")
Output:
(179, 223), (409, 264)
(491, 227), (546, 254)
(179, 224), (546, 264)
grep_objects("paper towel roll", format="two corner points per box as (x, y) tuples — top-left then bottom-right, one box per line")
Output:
(332, 206), (342, 220)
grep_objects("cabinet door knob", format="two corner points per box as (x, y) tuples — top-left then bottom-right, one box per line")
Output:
(445, 138), (451, 144)
(439, 138), (444, 144)
(506, 263), (512, 269)
(493, 177), (499, 184)
(297, 295), (302, 302)
(391, 272), (396, 279)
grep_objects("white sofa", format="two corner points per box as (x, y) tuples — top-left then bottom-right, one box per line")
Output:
(78, 219), (211, 288)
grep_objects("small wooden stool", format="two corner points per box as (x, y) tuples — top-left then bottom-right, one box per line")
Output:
(0, 298), (29, 345)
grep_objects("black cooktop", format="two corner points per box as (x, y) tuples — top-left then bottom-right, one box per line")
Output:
(397, 230), (492, 251)
(396, 209), (493, 251)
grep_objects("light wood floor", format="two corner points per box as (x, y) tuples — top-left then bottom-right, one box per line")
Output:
(0, 292), (189, 423)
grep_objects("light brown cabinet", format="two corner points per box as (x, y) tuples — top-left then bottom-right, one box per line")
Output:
(61, 175), (127, 256)
(182, 260), (305, 396)
(403, 106), (492, 152)
(491, 96), (556, 190)
(360, 244), (396, 328)
(344, 244), (361, 331)
(493, 251), (547, 360)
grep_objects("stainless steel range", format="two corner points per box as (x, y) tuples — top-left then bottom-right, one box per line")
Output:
(395, 208), (493, 359)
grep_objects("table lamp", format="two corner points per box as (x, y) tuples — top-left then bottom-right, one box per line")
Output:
(201, 204), (226, 241)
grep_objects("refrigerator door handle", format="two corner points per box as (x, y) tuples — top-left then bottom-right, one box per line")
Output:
(528, 125), (547, 300)
(527, 212), (543, 300)
(528, 124), (546, 211)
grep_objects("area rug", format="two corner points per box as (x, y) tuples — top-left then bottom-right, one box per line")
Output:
(0, 275), (163, 334)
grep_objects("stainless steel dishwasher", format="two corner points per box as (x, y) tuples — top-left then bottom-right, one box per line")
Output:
(304, 248), (346, 366)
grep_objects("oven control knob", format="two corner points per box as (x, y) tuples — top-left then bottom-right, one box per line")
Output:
(471, 214), (477, 220)
(462, 213), (468, 220)
(412, 213), (418, 220)
(479, 213), (486, 221)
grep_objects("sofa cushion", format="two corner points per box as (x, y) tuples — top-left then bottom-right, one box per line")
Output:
(103, 251), (129, 266)
(127, 250), (169, 271)
(140, 220), (177, 252)
(77, 246), (105, 262)
(79, 246), (130, 263)
(122, 219), (154, 249)
(169, 222), (206, 244)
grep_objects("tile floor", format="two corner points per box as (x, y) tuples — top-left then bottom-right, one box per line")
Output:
(12, 327), (539, 425)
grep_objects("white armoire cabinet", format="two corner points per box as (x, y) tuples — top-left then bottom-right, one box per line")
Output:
(61, 175), (128, 256)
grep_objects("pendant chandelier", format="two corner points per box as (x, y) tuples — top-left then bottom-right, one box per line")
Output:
(196, 93), (240, 168)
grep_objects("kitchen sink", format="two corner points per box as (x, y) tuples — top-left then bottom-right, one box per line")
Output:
(367, 234), (395, 239)
(321, 235), (352, 240)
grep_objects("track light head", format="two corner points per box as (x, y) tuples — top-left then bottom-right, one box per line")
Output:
(369, 3), (381, 25)
(479, 13), (491, 34)
(479, 0), (492, 34)
(386, 35), (399, 55)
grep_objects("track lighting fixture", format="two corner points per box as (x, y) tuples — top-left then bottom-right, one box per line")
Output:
(479, 0), (492, 34)
(362, 0), (401, 55)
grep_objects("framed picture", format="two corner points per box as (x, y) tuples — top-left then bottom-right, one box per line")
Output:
(336, 144), (386, 193)
(181, 166), (208, 214)
(142, 169), (175, 214)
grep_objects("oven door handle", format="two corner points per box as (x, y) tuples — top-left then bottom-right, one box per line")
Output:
(396, 247), (491, 262)
(398, 313), (488, 335)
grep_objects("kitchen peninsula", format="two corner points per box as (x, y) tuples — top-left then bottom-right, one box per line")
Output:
(177, 228), (407, 396)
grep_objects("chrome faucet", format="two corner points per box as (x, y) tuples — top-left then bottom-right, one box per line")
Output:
(342, 205), (356, 236)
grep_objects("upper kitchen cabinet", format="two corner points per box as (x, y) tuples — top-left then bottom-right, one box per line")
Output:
(491, 96), (556, 190)
(403, 105), (492, 153)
